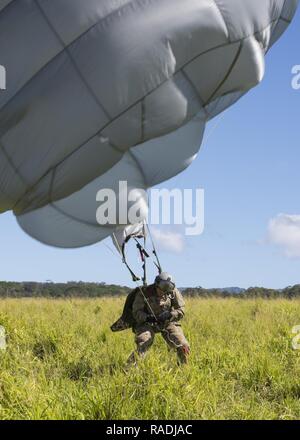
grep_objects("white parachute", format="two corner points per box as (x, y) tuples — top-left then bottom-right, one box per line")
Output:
(0, 0), (298, 248)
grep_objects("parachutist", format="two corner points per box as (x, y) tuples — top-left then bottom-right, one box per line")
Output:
(127, 272), (190, 365)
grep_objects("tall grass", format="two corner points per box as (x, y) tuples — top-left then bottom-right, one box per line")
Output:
(1, 297), (300, 420)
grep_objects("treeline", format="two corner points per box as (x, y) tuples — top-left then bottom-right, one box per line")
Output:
(0, 281), (300, 299)
(184, 285), (300, 298)
(0, 281), (130, 298)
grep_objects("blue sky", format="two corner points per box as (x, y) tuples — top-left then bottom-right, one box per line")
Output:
(1, 11), (299, 288)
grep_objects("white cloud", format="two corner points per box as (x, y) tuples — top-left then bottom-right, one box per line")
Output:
(268, 214), (300, 258)
(151, 228), (185, 254)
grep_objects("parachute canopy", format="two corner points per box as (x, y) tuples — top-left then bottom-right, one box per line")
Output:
(0, 0), (298, 247)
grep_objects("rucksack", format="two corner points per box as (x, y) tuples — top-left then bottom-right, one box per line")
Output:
(110, 288), (138, 332)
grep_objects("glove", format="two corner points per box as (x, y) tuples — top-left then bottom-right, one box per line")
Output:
(158, 311), (172, 324)
(146, 315), (158, 324)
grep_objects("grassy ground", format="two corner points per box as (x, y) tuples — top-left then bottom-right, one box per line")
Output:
(0, 297), (300, 420)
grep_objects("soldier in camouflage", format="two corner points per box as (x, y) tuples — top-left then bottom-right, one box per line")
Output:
(128, 272), (190, 365)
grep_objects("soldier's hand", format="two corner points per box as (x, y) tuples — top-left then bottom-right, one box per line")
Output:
(158, 311), (172, 323)
(146, 315), (157, 324)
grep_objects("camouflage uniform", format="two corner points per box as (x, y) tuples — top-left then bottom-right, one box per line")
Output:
(130, 284), (190, 364)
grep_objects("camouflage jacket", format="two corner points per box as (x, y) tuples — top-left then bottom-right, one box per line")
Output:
(132, 284), (185, 326)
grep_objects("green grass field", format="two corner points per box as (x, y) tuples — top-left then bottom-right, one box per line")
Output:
(1, 297), (300, 420)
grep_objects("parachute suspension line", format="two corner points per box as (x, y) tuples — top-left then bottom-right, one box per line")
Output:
(112, 232), (140, 282)
(103, 241), (121, 260)
(134, 237), (161, 274)
(112, 221), (163, 287)
(145, 222), (162, 274)
(143, 221), (147, 286)
(112, 231), (158, 321)
(139, 221), (147, 287)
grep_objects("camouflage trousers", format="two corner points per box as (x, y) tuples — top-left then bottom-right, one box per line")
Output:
(129, 323), (190, 364)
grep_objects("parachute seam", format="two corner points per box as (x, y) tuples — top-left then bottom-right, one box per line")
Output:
(104, 139), (125, 154)
(12, 41), (232, 212)
(212, 0), (287, 44)
(180, 70), (209, 119)
(34, 0), (111, 121)
(176, 18), (280, 73)
(0, 0), (14, 16)
(141, 99), (146, 143)
(48, 142), (147, 228)
(269, 0), (291, 44)
(48, 150), (147, 230)
(0, 0), (137, 116)
(50, 202), (101, 228)
(203, 41), (243, 106)
(280, 0), (292, 23)
(0, 141), (28, 187)
(48, 169), (56, 202)
(0, 5), (281, 121)
(280, 17), (291, 24)
(48, 139), (123, 204)
(12, 20), (282, 214)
